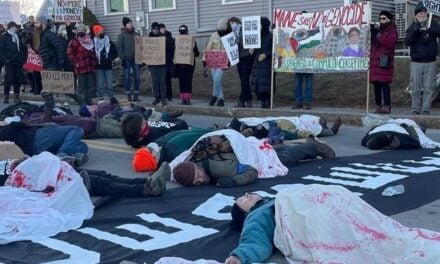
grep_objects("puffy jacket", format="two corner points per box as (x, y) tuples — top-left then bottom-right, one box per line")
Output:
(369, 23), (398, 83)
(38, 28), (64, 70)
(405, 20), (440, 63)
(0, 32), (27, 65)
(117, 28), (138, 61)
(67, 37), (97, 74)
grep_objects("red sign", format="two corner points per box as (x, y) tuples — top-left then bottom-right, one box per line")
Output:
(23, 48), (43, 72)
(204, 50), (228, 70)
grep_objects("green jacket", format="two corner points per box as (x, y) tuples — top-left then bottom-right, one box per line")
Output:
(230, 199), (275, 263)
(194, 152), (258, 187)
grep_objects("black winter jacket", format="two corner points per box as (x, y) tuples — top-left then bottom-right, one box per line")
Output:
(250, 31), (273, 94)
(0, 32), (27, 65)
(38, 28), (65, 70)
(405, 20), (440, 63)
(0, 122), (40, 156)
(95, 39), (118, 70)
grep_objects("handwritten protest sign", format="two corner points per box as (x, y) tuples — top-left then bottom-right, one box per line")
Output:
(205, 50), (229, 69)
(54, 0), (83, 23)
(221, 32), (239, 66)
(423, 0), (440, 15)
(273, 2), (371, 73)
(135, 37), (166, 65)
(242, 16), (261, 49)
(174, 35), (195, 66)
(23, 48), (44, 72)
(42, 71), (75, 94)
(0, 2), (20, 25)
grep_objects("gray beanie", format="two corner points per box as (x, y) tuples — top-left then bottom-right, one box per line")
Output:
(217, 18), (229, 31)
(35, 16), (48, 27)
(76, 23), (87, 32)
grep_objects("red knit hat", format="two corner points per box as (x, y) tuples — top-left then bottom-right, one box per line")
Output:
(93, 25), (104, 35)
(173, 162), (196, 186)
(133, 148), (157, 172)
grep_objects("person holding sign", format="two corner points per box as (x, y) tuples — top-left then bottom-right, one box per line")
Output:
(67, 23), (97, 105)
(369, 11), (398, 114)
(249, 17), (273, 109)
(175, 25), (200, 105)
(203, 18), (231, 107)
(118, 17), (141, 102)
(406, 2), (440, 115)
(0, 22), (27, 104)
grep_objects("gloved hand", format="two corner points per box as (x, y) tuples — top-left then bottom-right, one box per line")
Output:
(370, 25), (379, 36)
(258, 53), (267, 61)
(216, 177), (238, 188)
(249, 48), (255, 55)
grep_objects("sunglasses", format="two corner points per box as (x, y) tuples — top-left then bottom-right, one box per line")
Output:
(379, 17), (388, 20)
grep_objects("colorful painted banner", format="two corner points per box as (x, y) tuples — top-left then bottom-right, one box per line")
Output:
(242, 16), (261, 49)
(221, 32), (240, 66)
(204, 50), (229, 69)
(423, 0), (440, 15)
(273, 2), (371, 73)
(54, 0), (83, 23)
(0, 2), (20, 25)
(23, 48), (44, 72)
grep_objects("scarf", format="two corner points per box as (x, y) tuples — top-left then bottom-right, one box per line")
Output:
(232, 24), (241, 39)
(78, 35), (94, 51)
(93, 36), (110, 64)
(7, 29), (20, 51)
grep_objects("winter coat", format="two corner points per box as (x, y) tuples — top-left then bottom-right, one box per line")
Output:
(38, 28), (64, 70)
(148, 32), (174, 66)
(230, 199), (275, 263)
(0, 32), (27, 65)
(95, 39), (118, 70)
(405, 20), (440, 63)
(250, 31), (273, 94)
(0, 122), (40, 156)
(202, 32), (225, 61)
(117, 28), (138, 62)
(67, 38), (97, 75)
(369, 23), (398, 83)
(57, 36), (74, 72)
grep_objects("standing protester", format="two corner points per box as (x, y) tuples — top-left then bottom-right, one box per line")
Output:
(175, 25), (199, 105)
(23, 16), (35, 34)
(250, 17), (273, 109)
(57, 24), (74, 72)
(0, 22), (27, 104)
(67, 23), (97, 105)
(117, 17), (141, 102)
(22, 26), (42, 95)
(149, 22), (174, 106)
(406, 2), (440, 115)
(35, 16), (64, 70)
(230, 17), (254, 108)
(370, 11), (398, 114)
(93, 25), (118, 100)
(203, 18), (231, 107)
(159, 23), (174, 101)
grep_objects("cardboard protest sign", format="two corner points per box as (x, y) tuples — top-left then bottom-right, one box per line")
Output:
(273, 2), (371, 73)
(220, 32), (240, 66)
(135, 36), (145, 65)
(41, 71), (75, 94)
(0, 2), (20, 25)
(135, 37), (166, 65)
(242, 16), (261, 49)
(54, 0), (83, 23)
(174, 35), (195, 66)
(0, 141), (26, 160)
(204, 50), (229, 69)
(423, 0), (440, 15)
(23, 48), (44, 72)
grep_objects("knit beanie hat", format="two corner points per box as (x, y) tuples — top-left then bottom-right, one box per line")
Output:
(76, 23), (87, 32)
(122, 17), (132, 27)
(253, 124), (269, 139)
(151, 22), (160, 29)
(159, 23), (166, 29)
(93, 25), (105, 35)
(133, 148), (158, 172)
(415, 1), (427, 15)
(379, 10), (393, 20)
(173, 161), (196, 186)
(230, 203), (248, 231)
(79, 105), (91, 117)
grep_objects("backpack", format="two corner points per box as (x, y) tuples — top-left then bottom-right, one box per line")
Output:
(191, 135), (232, 161)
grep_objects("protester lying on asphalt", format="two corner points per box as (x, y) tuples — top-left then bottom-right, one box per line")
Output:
(171, 129), (335, 187)
(225, 184), (440, 264)
(361, 118), (439, 150)
(227, 115), (342, 140)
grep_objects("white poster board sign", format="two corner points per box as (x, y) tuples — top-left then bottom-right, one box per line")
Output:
(54, 0), (83, 23)
(242, 16), (261, 49)
(423, 0), (440, 16)
(220, 32), (239, 66)
(0, 2), (20, 25)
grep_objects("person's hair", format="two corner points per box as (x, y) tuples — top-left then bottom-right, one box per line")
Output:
(229, 17), (241, 24)
(348, 27), (360, 36)
(7, 21), (18, 29)
(121, 113), (144, 148)
(32, 26), (43, 51)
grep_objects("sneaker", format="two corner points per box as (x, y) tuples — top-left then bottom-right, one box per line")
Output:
(57, 152), (76, 166)
(217, 99), (224, 107)
(133, 94), (141, 102)
(331, 117), (342, 135)
(72, 153), (89, 167)
(306, 136), (336, 159)
(304, 102), (312, 110)
(161, 99), (167, 106)
(143, 162), (170, 196)
(291, 103), (303, 109)
(418, 120), (428, 134)
(146, 142), (161, 162)
(79, 170), (92, 192)
(152, 97), (160, 106)
(319, 117), (328, 129)
(209, 96), (217, 106)
(422, 111), (430, 115)
(411, 110), (420, 115)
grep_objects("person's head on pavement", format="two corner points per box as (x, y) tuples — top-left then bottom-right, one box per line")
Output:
(173, 161), (210, 186)
(121, 113), (150, 148)
(231, 192), (263, 230)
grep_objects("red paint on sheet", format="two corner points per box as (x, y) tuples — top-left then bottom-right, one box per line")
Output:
(351, 220), (388, 240)
(416, 250), (425, 257)
(11, 170), (25, 187)
(299, 241), (358, 252)
(316, 192), (331, 203)
(414, 229), (440, 241)
(259, 141), (273, 151)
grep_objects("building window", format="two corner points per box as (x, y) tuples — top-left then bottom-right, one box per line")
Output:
(104, 0), (129, 15)
(222, 0), (253, 5)
(149, 0), (176, 11)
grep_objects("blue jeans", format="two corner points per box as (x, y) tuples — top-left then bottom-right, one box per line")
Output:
(294, 73), (314, 103)
(211, 69), (224, 99)
(123, 60), (140, 94)
(33, 126), (88, 155)
(96, 69), (114, 99)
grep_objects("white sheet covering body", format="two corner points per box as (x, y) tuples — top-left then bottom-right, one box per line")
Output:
(170, 129), (288, 180)
(274, 185), (440, 264)
(0, 152), (93, 244)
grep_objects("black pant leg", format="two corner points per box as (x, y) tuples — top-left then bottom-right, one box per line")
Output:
(373, 82), (382, 106)
(237, 56), (253, 102)
(382, 83), (391, 106)
(274, 143), (319, 167)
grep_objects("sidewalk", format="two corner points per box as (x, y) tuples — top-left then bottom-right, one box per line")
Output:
(7, 91), (440, 128)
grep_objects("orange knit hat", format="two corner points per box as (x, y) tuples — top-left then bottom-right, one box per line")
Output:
(93, 25), (105, 35)
(133, 148), (158, 172)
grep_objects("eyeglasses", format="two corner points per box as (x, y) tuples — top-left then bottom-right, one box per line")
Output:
(379, 17), (388, 20)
